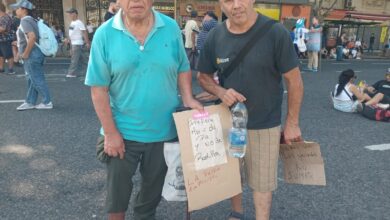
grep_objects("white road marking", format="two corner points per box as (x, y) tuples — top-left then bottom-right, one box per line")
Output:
(336, 70), (362, 73)
(0, 100), (24, 103)
(365, 144), (390, 151)
(16, 74), (66, 78)
(44, 63), (70, 65)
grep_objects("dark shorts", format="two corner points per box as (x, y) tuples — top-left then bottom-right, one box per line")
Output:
(96, 136), (167, 218)
(0, 41), (13, 59)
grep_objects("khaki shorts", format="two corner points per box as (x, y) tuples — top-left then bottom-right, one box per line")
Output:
(244, 126), (281, 192)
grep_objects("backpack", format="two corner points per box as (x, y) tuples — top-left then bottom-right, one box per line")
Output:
(35, 19), (58, 57)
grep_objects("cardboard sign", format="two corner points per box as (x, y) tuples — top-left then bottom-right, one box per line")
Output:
(280, 142), (326, 186)
(173, 104), (242, 211)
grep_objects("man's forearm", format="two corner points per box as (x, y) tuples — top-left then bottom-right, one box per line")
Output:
(284, 68), (304, 125)
(178, 71), (194, 100)
(83, 31), (90, 44)
(91, 87), (118, 135)
(198, 73), (225, 98)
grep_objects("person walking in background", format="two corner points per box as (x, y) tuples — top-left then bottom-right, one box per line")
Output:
(294, 18), (308, 58)
(85, 0), (202, 219)
(86, 20), (94, 41)
(0, 2), (15, 74)
(184, 10), (199, 70)
(10, 11), (20, 65)
(10, 0), (53, 110)
(196, 11), (217, 58)
(64, 7), (90, 78)
(104, 0), (119, 22)
(198, 0), (304, 219)
(194, 11), (218, 102)
(368, 33), (375, 53)
(306, 17), (322, 72)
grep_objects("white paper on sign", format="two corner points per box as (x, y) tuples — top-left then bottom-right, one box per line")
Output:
(188, 114), (228, 170)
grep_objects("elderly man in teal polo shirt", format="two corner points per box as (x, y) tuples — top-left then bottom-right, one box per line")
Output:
(85, 0), (202, 219)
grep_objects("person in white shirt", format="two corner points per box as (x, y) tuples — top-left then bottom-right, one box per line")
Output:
(332, 69), (385, 113)
(64, 7), (90, 78)
(183, 10), (199, 70)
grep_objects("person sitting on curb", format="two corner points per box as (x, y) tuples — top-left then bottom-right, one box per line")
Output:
(332, 69), (388, 113)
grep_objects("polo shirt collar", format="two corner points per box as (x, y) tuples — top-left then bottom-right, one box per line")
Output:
(112, 8), (165, 31)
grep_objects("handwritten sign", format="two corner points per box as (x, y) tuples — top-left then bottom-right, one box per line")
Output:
(188, 114), (227, 170)
(186, 166), (221, 193)
(173, 105), (241, 211)
(280, 142), (326, 186)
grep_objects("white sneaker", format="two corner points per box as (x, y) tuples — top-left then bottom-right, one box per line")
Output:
(377, 103), (389, 110)
(66, 74), (77, 78)
(35, 102), (53, 110)
(16, 102), (35, 111)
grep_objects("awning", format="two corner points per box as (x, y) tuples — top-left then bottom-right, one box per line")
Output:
(325, 9), (390, 25)
(325, 9), (347, 21)
(348, 11), (390, 22)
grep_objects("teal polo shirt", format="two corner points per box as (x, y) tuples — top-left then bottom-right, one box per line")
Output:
(85, 9), (190, 143)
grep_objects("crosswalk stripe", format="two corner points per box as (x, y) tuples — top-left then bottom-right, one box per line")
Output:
(365, 144), (390, 151)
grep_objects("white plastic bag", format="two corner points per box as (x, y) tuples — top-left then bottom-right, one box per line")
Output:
(162, 142), (187, 201)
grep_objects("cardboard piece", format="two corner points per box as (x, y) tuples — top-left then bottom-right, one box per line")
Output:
(280, 142), (326, 186)
(173, 104), (242, 211)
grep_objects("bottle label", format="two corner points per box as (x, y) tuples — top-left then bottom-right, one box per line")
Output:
(229, 130), (247, 146)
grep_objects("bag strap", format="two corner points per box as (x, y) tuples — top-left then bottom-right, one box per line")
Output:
(343, 87), (354, 101)
(219, 19), (276, 83)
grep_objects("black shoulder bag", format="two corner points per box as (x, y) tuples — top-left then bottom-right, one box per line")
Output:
(218, 19), (276, 87)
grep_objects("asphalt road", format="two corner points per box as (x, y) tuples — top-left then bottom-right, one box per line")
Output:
(0, 58), (389, 220)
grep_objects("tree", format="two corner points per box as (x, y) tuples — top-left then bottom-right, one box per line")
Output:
(313, 0), (339, 23)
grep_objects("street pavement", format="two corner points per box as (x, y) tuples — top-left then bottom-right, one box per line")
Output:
(0, 58), (389, 220)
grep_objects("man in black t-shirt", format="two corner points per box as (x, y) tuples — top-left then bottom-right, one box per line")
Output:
(197, 0), (304, 219)
(104, 0), (119, 22)
(368, 33), (375, 53)
(366, 70), (390, 104)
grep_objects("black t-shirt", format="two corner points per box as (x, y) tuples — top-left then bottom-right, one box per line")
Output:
(104, 12), (115, 22)
(373, 80), (390, 96)
(198, 15), (299, 129)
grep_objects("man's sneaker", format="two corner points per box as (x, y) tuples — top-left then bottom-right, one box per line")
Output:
(8, 69), (15, 75)
(16, 102), (35, 111)
(66, 74), (77, 78)
(377, 103), (389, 110)
(312, 68), (318, 72)
(35, 102), (53, 110)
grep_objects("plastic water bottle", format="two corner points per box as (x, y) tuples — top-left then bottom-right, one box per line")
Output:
(228, 102), (248, 158)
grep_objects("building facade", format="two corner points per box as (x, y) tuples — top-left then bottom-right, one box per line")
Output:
(324, 0), (390, 50)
